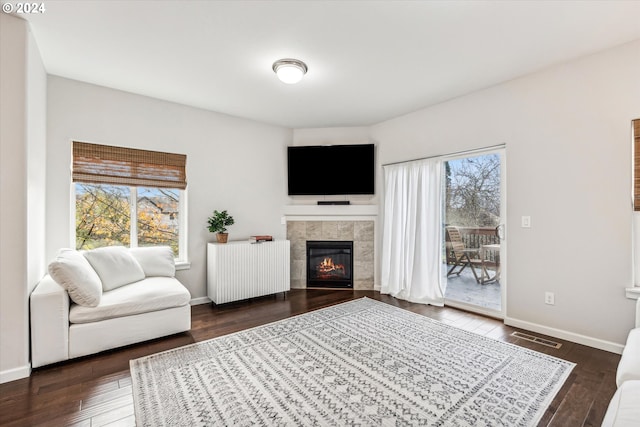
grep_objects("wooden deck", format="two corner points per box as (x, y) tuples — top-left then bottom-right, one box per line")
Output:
(0, 290), (620, 426)
(445, 263), (502, 311)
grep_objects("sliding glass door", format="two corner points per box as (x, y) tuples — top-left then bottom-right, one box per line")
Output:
(443, 148), (506, 317)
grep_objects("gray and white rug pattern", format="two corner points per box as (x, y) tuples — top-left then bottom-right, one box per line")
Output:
(131, 298), (574, 426)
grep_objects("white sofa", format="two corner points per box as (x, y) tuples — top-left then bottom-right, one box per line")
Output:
(31, 246), (191, 368)
(602, 297), (640, 426)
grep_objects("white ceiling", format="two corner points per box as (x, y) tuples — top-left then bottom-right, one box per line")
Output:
(18, 0), (640, 129)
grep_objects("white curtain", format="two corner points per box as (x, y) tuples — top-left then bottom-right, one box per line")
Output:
(380, 158), (444, 305)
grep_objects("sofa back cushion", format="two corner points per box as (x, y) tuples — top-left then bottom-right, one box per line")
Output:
(48, 249), (103, 307)
(83, 246), (146, 291)
(129, 246), (176, 277)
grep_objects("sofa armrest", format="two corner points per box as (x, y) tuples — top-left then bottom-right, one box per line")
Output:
(602, 380), (640, 426)
(30, 275), (70, 368)
(616, 328), (640, 387)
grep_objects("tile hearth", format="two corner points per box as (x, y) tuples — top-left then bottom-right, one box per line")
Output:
(287, 220), (374, 290)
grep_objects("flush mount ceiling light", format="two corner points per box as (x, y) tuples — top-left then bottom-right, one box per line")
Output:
(272, 58), (308, 84)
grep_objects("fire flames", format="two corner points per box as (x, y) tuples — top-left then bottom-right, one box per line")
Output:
(317, 257), (345, 276)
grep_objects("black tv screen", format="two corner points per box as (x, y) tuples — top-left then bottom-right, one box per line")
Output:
(287, 144), (375, 196)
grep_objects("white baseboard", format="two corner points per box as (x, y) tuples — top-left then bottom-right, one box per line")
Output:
(504, 317), (624, 355)
(0, 364), (31, 384)
(190, 297), (211, 306)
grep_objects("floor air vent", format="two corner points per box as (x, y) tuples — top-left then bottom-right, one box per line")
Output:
(511, 331), (562, 349)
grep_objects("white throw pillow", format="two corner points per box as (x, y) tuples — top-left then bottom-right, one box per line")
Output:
(48, 249), (103, 307)
(83, 246), (146, 291)
(129, 246), (176, 277)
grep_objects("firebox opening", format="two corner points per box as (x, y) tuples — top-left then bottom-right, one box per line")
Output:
(306, 240), (353, 289)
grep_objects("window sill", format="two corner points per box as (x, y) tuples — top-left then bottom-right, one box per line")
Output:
(175, 261), (191, 271)
(625, 287), (640, 300)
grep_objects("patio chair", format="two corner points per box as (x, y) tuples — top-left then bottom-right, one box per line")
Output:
(445, 226), (482, 283)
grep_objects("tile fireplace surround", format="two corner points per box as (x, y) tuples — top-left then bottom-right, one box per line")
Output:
(287, 220), (375, 290)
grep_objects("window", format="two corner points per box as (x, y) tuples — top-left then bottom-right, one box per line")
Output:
(73, 141), (187, 261)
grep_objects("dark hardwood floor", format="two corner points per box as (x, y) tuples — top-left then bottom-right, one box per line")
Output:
(0, 290), (620, 426)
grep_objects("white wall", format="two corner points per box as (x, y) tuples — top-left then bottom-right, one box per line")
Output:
(0, 14), (47, 383)
(27, 21), (48, 294)
(46, 77), (291, 299)
(371, 40), (640, 350)
(293, 127), (371, 146)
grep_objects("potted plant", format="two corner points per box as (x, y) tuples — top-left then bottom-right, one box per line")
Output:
(207, 210), (235, 243)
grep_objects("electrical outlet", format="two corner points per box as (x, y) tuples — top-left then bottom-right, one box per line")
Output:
(521, 216), (531, 228)
(544, 292), (555, 305)
(281, 216), (286, 225)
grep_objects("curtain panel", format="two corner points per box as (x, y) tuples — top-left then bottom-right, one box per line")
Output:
(381, 158), (444, 305)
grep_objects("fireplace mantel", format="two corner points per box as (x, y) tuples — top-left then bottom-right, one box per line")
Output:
(283, 204), (378, 221)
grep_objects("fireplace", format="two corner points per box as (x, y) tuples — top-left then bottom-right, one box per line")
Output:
(306, 240), (353, 288)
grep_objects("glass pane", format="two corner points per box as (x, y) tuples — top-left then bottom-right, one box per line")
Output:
(76, 183), (131, 250)
(445, 154), (500, 229)
(137, 187), (179, 256)
(444, 153), (502, 312)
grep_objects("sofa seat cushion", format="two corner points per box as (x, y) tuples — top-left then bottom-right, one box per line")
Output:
(602, 380), (640, 427)
(69, 277), (190, 324)
(616, 328), (640, 387)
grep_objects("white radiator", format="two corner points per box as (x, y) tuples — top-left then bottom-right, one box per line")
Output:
(207, 240), (291, 304)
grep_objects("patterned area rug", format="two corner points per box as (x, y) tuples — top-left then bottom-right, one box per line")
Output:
(130, 298), (574, 426)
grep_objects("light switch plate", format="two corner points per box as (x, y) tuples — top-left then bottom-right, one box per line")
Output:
(521, 216), (531, 228)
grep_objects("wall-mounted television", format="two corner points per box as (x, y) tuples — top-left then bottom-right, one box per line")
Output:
(287, 144), (375, 196)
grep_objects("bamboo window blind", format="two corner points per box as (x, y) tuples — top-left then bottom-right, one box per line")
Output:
(72, 141), (187, 189)
(634, 120), (640, 211)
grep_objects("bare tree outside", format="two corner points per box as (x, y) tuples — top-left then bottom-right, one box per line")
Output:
(137, 187), (179, 251)
(445, 154), (500, 228)
(76, 184), (131, 249)
(76, 183), (179, 255)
